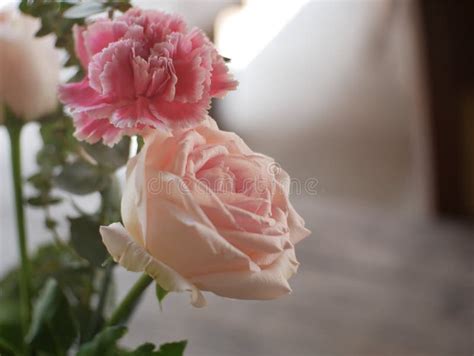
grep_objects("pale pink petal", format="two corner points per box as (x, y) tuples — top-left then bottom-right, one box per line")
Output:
(142, 170), (260, 277)
(196, 121), (255, 155)
(190, 248), (299, 300)
(220, 230), (291, 256)
(225, 204), (288, 236)
(100, 223), (206, 307)
(287, 204), (311, 244)
(186, 175), (240, 231)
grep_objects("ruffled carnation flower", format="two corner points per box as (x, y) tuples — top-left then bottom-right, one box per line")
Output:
(59, 8), (237, 146)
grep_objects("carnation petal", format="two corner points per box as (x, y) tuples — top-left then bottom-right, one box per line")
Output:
(73, 25), (89, 68)
(73, 113), (124, 146)
(210, 51), (238, 98)
(59, 79), (107, 109)
(110, 100), (161, 129)
(60, 9), (237, 143)
(149, 95), (210, 127)
(88, 40), (136, 98)
(83, 19), (121, 58)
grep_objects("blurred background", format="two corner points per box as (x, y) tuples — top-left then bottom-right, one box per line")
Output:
(1, 0), (473, 355)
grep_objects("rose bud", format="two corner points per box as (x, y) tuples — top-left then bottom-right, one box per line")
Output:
(0, 9), (59, 123)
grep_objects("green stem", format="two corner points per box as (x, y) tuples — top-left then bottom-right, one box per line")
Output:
(6, 119), (32, 347)
(106, 274), (153, 327)
(83, 262), (114, 342)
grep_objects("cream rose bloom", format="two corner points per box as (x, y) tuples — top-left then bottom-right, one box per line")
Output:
(0, 9), (60, 123)
(100, 118), (310, 306)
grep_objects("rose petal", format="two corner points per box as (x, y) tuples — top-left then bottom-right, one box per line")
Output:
(100, 222), (206, 307)
(142, 170), (261, 277)
(190, 248), (299, 300)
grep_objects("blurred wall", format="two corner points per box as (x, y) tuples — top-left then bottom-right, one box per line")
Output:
(215, 0), (432, 217)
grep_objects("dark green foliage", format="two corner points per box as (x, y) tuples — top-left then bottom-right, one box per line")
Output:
(0, 244), (94, 352)
(69, 216), (108, 268)
(152, 341), (188, 356)
(0, 300), (22, 355)
(54, 160), (110, 195)
(78, 326), (188, 356)
(81, 137), (131, 172)
(25, 279), (78, 354)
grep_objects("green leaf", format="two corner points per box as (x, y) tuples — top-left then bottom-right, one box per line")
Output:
(81, 137), (131, 172)
(0, 243), (94, 323)
(45, 217), (58, 229)
(77, 325), (127, 356)
(54, 160), (109, 195)
(0, 300), (22, 353)
(0, 337), (19, 356)
(155, 283), (169, 310)
(77, 325), (187, 356)
(155, 341), (187, 356)
(26, 279), (78, 354)
(35, 23), (52, 37)
(70, 216), (108, 267)
(124, 340), (187, 356)
(128, 343), (156, 355)
(74, 304), (102, 345)
(28, 172), (52, 191)
(27, 195), (62, 207)
(63, 2), (106, 19)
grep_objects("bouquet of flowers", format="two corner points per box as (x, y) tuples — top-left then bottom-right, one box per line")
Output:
(0, 1), (310, 355)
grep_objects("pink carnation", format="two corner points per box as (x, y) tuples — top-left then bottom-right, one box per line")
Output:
(59, 8), (237, 146)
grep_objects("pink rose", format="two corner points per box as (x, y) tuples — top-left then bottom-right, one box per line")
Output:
(59, 8), (237, 146)
(100, 118), (310, 306)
